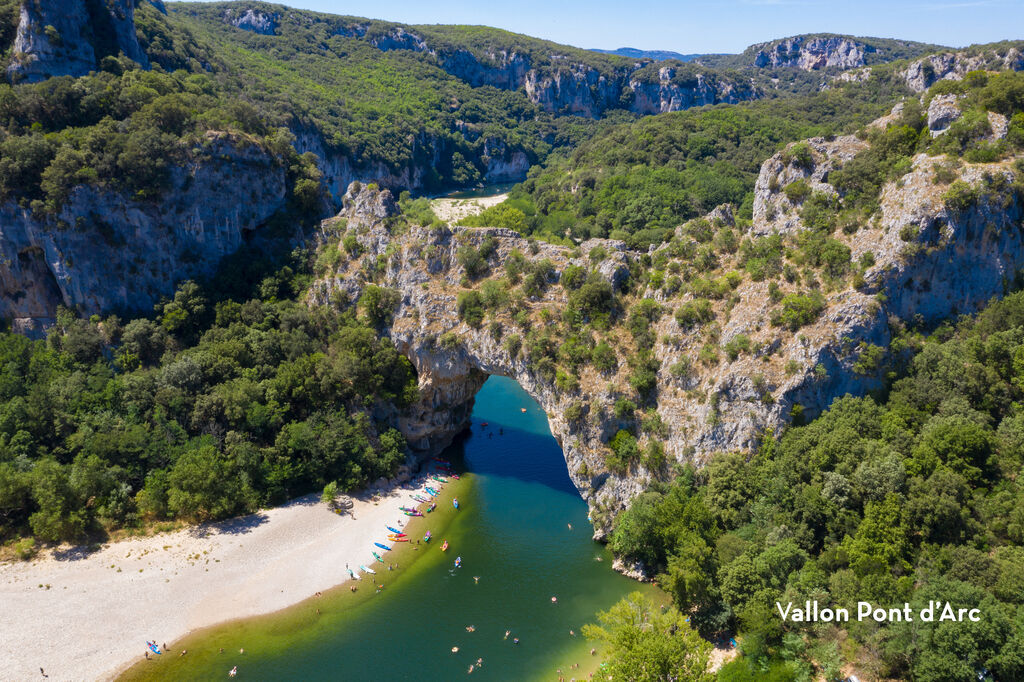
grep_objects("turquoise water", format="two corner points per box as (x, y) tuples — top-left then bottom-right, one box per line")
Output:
(438, 183), (516, 199)
(134, 377), (644, 680)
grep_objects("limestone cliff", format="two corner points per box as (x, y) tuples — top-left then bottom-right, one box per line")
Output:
(751, 35), (873, 71)
(309, 123), (1024, 536)
(0, 134), (287, 333)
(323, 23), (756, 118)
(6, 0), (149, 82)
(900, 46), (1024, 92)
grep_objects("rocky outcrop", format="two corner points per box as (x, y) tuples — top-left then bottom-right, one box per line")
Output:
(629, 66), (752, 115)
(223, 7), (279, 35)
(751, 36), (873, 71)
(901, 47), (1024, 92)
(0, 135), (287, 332)
(309, 120), (1024, 534)
(927, 94), (963, 136)
(6, 0), (149, 83)
(752, 135), (868, 235)
(358, 26), (756, 118)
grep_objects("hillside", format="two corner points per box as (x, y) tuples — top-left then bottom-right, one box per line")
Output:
(591, 47), (703, 62)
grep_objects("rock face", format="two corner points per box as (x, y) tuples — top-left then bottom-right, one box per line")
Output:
(0, 135), (287, 332)
(310, 129), (1024, 535)
(901, 47), (1024, 92)
(223, 8), (279, 35)
(629, 66), (750, 115)
(352, 25), (757, 118)
(6, 0), (149, 83)
(927, 94), (963, 136)
(751, 36), (873, 71)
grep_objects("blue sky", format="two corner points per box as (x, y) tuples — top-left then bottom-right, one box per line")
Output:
(220, 0), (1024, 53)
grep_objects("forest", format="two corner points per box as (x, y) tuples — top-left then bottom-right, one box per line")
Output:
(603, 288), (1024, 679)
(0, 248), (417, 551)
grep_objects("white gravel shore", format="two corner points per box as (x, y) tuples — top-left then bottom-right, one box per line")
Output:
(0, 477), (438, 681)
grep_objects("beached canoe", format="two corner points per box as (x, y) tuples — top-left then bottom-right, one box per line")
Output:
(431, 475), (448, 483)
(372, 551), (384, 563)
(375, 542), (392, 551)
(412, 494), (429, 503)
(441, 540), (449, 552)
(386, 525), (402, 534)
(433, 458), (450, 464)
(147, 643), (161, 655)
(403, 511), (423, 517)
(424, 487), (438, 496)
(348, 568), (359, 579)
(399, 506), (418, 512)
(360, 565), (376, 574)
(388, 536), (409, 542)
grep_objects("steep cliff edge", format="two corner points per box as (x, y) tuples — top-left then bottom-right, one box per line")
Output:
(309, 133), (1024, 535)
(0, 134), (288, 332)
(5, 0), (149, 82)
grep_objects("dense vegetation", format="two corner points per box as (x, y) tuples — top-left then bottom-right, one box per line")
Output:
(608, 290), (1024, 679)
(481, 79), (906, 248)
(0, 250), (418, 550)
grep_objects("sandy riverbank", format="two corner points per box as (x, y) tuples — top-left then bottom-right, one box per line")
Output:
(0, 475), (444, 681)
(430, 193), (508, 224)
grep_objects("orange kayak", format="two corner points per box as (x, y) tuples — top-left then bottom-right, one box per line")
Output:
(441, 540), (449, 552)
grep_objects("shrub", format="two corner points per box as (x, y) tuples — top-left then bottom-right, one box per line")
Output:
(614, 398), (637, 420)
(772, 292), (826, 330)
(439, 331), (461, 350)
(592, 342), (617, 373)
(358, 285), (400, 326)
(942, 180), (979, 213)
(783, 179), (812, 204)
(724, 334), (752, 361)
(457, 290), (485, 328)
(607, 430), (640, 472)
(675, 299), (714, 329)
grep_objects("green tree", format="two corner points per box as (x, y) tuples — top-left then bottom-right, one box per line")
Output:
(583, 591), (712, 682)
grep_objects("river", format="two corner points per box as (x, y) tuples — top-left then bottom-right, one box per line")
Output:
(120, 376), (652, 680)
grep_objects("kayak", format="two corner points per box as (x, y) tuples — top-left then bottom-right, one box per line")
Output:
(147, 643), (161, 655)
(399, 506), (418, 513)
(412, 494), (430, 503)
(386, 526), (402, 534)
(388, 531), (407, 537)
(424, 531), (432, 542)
(389, 536), (409, 542)
(453, 498), (459, 510)
(431, 475), (448, 483)
(403, 511), (423, 517)
(372, 551), (384, 563)
(441, 540), (449, 552)
(424, 487), (439, 496)
(360, 565), (376, 575)
(455, 556), (462, 568)
(348, 567), (359, 579)
(375, 542), (392, 551)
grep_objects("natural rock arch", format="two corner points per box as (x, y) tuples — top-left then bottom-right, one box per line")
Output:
(312, 156), (1024, 534)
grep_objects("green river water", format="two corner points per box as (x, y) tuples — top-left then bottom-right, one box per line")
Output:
(125, 377), (652, 680)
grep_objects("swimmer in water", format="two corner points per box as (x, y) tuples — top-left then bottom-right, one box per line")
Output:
(473, 576), (479, 584)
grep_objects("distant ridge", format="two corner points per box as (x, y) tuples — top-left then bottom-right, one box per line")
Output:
(590, 47), (710, 62)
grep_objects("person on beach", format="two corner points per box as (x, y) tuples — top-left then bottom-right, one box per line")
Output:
(40, 667), (46, 677)
(145, 652), (149, 660)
